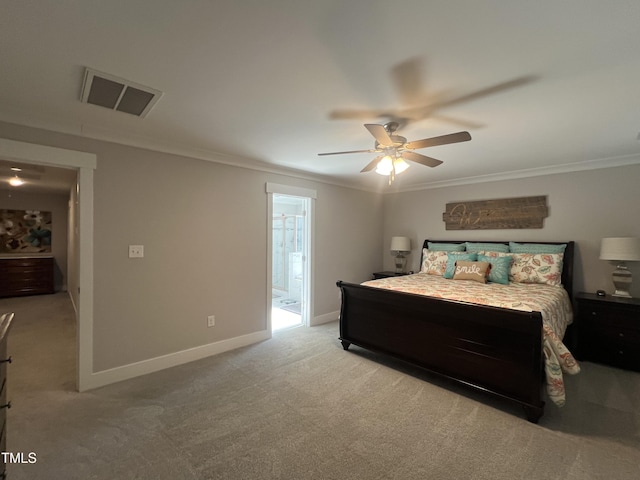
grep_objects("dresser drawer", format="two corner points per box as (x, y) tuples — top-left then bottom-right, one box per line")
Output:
(580, 333), (640, 370)
(0, 257), (54, 297)
(580, 312), (640, 341)
(1, 257), (53, 268)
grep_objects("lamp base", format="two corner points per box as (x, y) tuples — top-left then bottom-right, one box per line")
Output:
(394, 255), (407, 274)
(611, 263), (633, 298)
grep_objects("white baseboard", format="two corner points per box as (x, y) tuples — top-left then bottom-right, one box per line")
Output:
(67, 290), (78, 316)
(311, 310), (339, 326)
(82, 329), (271, 391)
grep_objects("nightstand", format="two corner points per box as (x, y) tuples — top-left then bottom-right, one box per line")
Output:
(575, 292), (640, 371)
(372, 271), (410, 280)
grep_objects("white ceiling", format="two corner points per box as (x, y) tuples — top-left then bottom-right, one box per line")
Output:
(1, 0), (640, 193)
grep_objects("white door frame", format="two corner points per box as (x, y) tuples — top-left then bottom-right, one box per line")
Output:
(266, 183), (315, 331)
(0, 138), (96, 392)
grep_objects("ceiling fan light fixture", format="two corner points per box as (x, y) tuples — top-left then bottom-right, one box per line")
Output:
(375, 156), (410, 176)
(375, 156), (394, 175)
(9, 175), (24, 186)
(393, 157), (410, 174)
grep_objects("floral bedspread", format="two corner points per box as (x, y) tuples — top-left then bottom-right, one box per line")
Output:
(361, 273), (581, 406)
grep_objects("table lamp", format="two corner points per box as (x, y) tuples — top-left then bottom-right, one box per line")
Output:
(600, 237), (640, 297)
(390, 236), (411, 273)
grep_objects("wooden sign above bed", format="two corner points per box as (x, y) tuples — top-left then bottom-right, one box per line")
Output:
(443, 195), (548, 230)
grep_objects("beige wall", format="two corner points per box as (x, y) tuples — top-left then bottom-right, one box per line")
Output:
(382, 164), (640, 297)
(7, 117), (637, 379)
(0, 121), (382, 372)
(0, 187), (70, 291)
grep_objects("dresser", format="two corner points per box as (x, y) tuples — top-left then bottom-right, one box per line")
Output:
(0, 256), (54, 298)
(575, 292), (640, 371)
(0, 312), (14, 479)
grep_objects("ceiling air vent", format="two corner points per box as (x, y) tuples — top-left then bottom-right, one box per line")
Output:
(80, 68), (163, 117)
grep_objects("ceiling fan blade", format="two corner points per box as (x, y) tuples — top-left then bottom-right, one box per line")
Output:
(365, 124), (394, 147)
(429, 75), (537, 110)
(391, 57), (426, 106)
(402, 151), (443, 168)
(318, 148), (377, 156)
(405, 131), (471, 150)
(430, 114), (485, 130)
(400, 75), (537, 122)
(329, 109), (394, 120)
(360, 155), (384, 173)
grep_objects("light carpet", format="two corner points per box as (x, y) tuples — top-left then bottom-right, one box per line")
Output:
(2, 293), (639, 479)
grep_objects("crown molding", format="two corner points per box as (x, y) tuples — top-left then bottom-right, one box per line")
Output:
(388, 153), (640, 193)
(3, 113), (639, 196)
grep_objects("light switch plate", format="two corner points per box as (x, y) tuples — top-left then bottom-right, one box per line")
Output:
(129, 245), (144, 258)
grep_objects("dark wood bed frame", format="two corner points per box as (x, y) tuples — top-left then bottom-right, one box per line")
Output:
(337, 240), (574, 423)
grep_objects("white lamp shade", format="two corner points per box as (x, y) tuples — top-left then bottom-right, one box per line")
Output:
(392, 157), (410, 174)
(600, 237), (640, 261)
(375, 156), (393, 175)
(390, 236), (411, 252)
(375, 156), (410, 176)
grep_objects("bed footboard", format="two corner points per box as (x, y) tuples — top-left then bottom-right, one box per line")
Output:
(337, 280), (545, 422)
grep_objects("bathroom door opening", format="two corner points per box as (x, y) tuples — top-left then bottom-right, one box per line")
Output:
(271, 193), (310, 331)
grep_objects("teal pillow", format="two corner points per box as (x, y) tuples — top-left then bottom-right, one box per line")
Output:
(444, 252), (478, 279)
(509, 242), (566, 254)
(465, 242), (509, 253)
(478, 254), (513, 284)
(428, 242), (465, 252)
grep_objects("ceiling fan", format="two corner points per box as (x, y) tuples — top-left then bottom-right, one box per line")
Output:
(318, 121), (471, 183)
(329, 58), (536, 129)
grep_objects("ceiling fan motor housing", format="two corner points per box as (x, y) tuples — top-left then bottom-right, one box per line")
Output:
(375, 135), (407, 150)
(383, 121), (400, 133)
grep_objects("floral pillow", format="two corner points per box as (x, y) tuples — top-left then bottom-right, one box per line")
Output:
(509, 253), (564, 286)
(477, 254), (513, 285)
(420, 249), (449, 275)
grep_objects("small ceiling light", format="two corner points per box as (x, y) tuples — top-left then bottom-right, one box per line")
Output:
(10, 167), (22, 172)
(9, 175), (24, 186)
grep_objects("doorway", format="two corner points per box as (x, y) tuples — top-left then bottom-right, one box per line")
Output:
(0, 138), (96, 391)
(266, 183), (315, 332)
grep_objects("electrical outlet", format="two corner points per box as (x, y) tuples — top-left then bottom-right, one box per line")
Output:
(128, 245), (144, 258)
(207, 315), (215, 327)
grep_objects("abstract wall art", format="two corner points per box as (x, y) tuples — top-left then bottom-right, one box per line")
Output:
(0, 209), (52, 253)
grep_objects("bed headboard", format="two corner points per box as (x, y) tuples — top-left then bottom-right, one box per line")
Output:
(421, 239), (575, 300)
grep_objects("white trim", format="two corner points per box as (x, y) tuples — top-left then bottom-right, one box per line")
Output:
(6, 118), (638, 195)
(266, 193), (274, 333)
(311, 311), (339, 326)
(79, 122), (362, 189)
(0, 137), (96, 393)
(81, 329), (271, 391)
(77, 166), (94, 392)
(388, 153), (640, 193)
(0, 137), (96, 169)
(266, 182), (318, 199)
